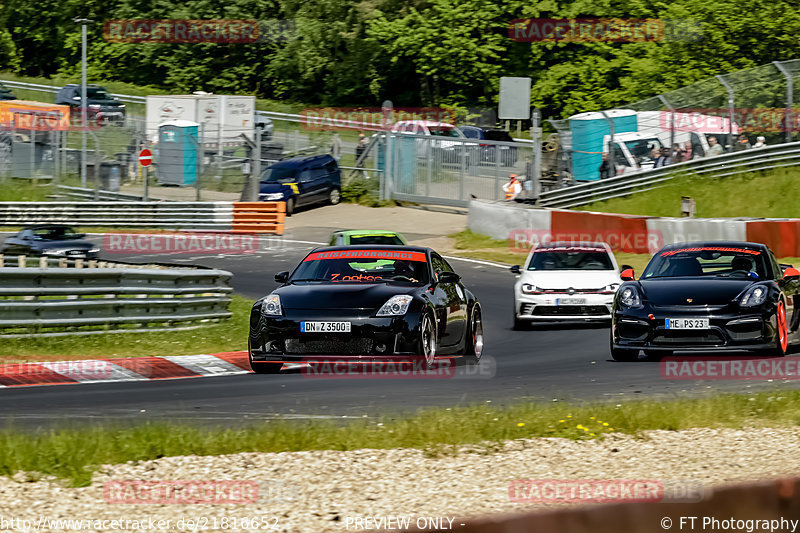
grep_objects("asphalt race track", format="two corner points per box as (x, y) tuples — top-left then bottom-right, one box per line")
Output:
(2, 233), (800, 429)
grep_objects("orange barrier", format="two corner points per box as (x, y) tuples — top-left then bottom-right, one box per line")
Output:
(746, 220), (800, 258)
(231, 202), (286, 234)
(550, 210), (651, 254)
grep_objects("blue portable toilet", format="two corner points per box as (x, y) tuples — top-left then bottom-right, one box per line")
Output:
(569, 110), (637, 181)
(157, 120), (199, 186)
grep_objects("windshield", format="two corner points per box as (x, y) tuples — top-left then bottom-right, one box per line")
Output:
(261, 166), (297, 183)
(527, 248), (614, 270)
(291, 249), (429, 284)
(31, 227), (81, 241)
(429, 127), (459, 137)
(86, 88), (112, 99)
(623, 138), (663, 165)
(349, 235), (405, 245)
(642, 246), (769, 279)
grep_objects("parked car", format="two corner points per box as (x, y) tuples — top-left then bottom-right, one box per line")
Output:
(259, 154), (341, 216)
(391, 120), (468, 164)
(1, 225), (99, 259)
(248, 245), (483, 373)
(328, 230), (408, 246)
(0, 82), (17, 101)
(511, 241), (622, 329)
(55, 84), (126, 125)
(458, 126), (518, 166)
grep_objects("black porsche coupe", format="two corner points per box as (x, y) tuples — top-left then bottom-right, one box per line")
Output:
(248, 245), (484, 373)
(611, 241), (800, 360)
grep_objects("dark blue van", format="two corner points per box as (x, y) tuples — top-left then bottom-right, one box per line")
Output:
(259, 154), (341, 215)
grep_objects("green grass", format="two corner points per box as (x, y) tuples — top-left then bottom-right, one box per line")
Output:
(582, 168), (800, 218)
(2, 390), (800, 486)
(0, 295), (252, 360)
(0, 178), (52, 202)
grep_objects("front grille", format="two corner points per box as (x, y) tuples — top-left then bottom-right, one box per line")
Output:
(531, 305), (609, 316)
(652, 330), (724, 345)
(538, 288), (604, 294)
(284, 337), (373, 354)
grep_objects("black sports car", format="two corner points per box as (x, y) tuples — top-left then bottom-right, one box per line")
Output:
(611, 241), (800, 361)
(1, 225), (99, 259)
(248, 245), (484, 373)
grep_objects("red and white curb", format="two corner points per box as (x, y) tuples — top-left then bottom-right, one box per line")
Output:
(0, 351), (253, 388)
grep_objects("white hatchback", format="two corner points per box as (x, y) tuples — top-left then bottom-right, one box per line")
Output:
(511, 242), (623, 328)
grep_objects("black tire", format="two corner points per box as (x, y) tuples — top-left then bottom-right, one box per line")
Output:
(465, 306), (484, 363)
(285, 197), (295, 217)
(249, 341), (283, 374)
(766, 299), (789, 357)
(418, 312), (437, 369)
(610, 339), (639, 362)
(329, 187), (341, 205)
(512, 315), (526, 331)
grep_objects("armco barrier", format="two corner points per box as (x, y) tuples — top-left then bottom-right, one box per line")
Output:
(0, 261), (232, 337)
(468, 199), (800, 257)
(0, 201), (285, 233)
(406, 478), (800, 533)
(232, 201), (286, 234)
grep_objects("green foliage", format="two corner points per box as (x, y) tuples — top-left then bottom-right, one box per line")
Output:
(3, 0), (800, 114)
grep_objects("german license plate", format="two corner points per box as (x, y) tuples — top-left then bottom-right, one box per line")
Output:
(556, 298), (586, 305)
(665, 318), (709, 329)
(301, 321), (351, 333)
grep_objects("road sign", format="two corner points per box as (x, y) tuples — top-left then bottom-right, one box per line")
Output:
(499, 77), (531, 120)
(139, 149), (153, 167)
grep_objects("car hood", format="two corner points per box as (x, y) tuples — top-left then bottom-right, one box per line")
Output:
(519, 270), (621, 290)
(273, 282), (418, 310)
(639, 278), (754, 306)
(36, 240), (93, 250)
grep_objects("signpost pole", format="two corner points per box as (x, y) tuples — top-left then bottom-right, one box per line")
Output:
(139, 148), (153, 201)
(143, 165), (148, 201)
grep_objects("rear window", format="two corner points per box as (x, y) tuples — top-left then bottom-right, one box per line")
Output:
(528, 248), (613, 271)
(292, 249), (428, 284)
(429, 127), (459, 137)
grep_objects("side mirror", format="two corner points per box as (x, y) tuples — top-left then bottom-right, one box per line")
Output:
(620, 268), (635, 281)
(784, 267), (800, 280)
(510, 265), (521, 274)
(274, 271), (289, 283)
(438, 271), (461, 284)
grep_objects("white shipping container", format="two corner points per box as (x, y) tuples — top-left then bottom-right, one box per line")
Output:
(146, 94), (255, 143)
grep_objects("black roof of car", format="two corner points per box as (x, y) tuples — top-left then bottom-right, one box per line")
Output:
(269, 154), (336, 168)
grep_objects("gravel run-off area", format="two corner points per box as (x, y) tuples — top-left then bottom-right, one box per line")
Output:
(3, 427), (800, 532)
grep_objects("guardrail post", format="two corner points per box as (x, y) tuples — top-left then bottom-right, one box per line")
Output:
(716, 75), (736, 151)
(39, 256), (47, 268)
(17, 255), (25, 268)
(774, 61), (794, 144)
(0, 254), (3, 267)
(58, 258), (67, 268)
(75, 258), (83, 269)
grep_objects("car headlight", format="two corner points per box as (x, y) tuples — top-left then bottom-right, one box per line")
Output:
(42, 248), (66, 255)
(377, 295), (413, 316)
(740, 285), (768, 307)
(618, 285), (642, 308)
(262, 294), (282, 316)
(262, 192), (284, 201)
(88, 248), (99, 253)
(601, 283), (620, 294)
(521, 284), (543, 294)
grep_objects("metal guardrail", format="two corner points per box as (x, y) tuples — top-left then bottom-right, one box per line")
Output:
(0, 259), (232, 337)
(55, 185), (147, 202)
(0, 79), (147, 105)
(0, 201), (234, 229)
(539, 141), (800, 209)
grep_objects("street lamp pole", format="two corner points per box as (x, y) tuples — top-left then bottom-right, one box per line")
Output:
(74, 18), (91, 187)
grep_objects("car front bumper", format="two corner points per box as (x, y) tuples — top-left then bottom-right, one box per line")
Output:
(515, 293), (613, 321)
(612, 306), (778, 352)
(249, 309), (423, 360)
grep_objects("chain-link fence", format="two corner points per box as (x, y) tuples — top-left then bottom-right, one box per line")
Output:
(546, 59), (800, 185)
